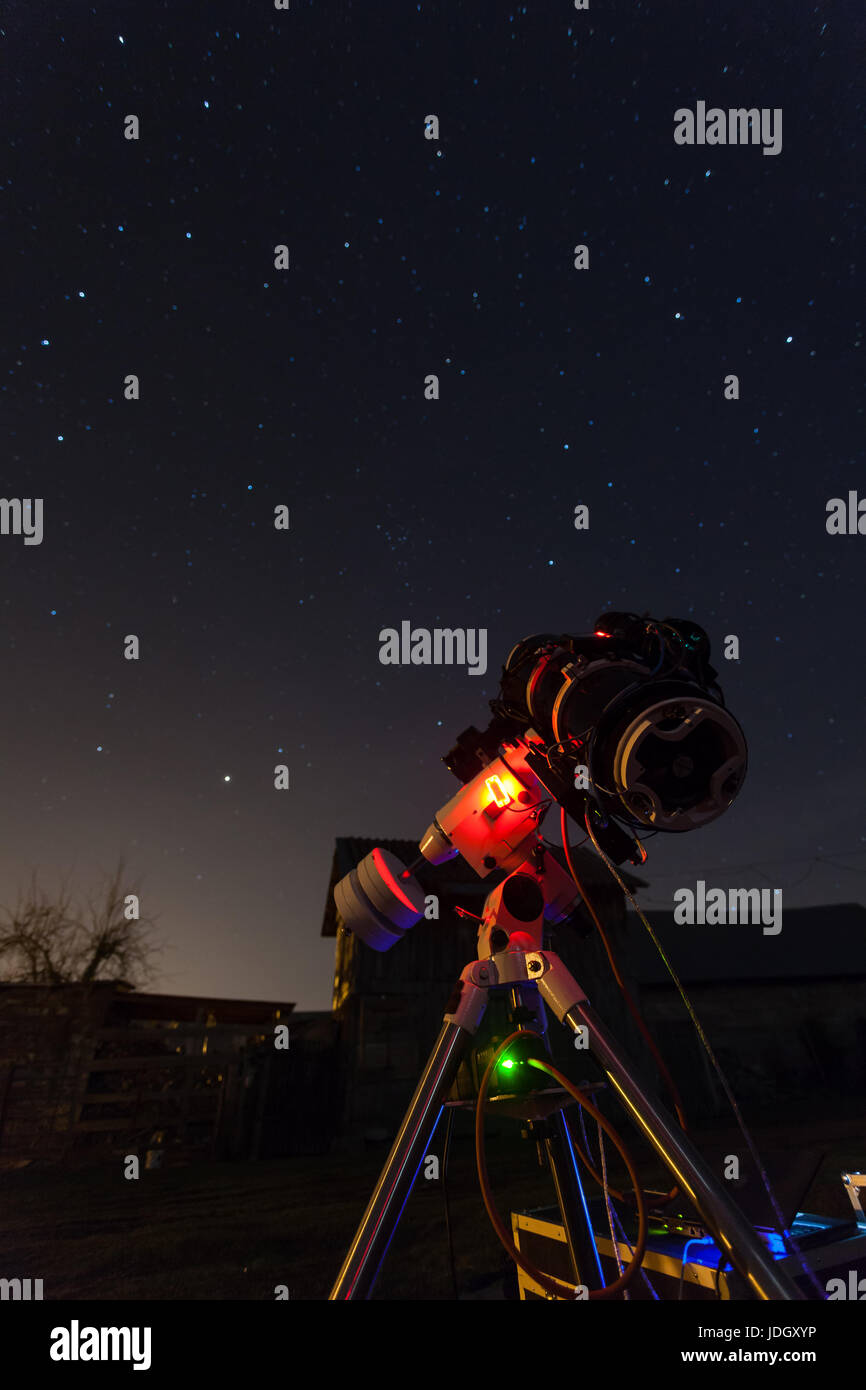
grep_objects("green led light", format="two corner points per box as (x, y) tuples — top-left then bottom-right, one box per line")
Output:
(500, 1058), (515, 1070)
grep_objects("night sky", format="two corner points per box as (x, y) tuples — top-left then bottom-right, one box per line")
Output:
(3, 3), (863, 1010)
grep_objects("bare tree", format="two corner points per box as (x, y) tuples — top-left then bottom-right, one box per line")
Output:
(0, 860), (161, 987)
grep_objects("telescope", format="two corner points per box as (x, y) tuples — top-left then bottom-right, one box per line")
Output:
(330, 612), (805, 1302)
(337, 611), (748, 952)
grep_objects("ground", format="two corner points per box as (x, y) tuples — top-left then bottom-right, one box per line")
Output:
(2, 1111), (862, 1300)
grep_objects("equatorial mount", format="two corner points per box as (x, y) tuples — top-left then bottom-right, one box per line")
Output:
(329, 613), (801, 1301)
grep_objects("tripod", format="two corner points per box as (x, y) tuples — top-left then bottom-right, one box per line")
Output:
(329, 868), (805, 1302)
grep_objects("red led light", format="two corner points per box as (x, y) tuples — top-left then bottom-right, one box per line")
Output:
(485, 775), (512, 808)
(595, 630), (611, 638)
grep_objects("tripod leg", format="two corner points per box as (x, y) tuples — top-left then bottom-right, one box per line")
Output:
(518, 984), (602, 1289)
(330, 973), (486, 1300)
(534, 953), (807, 1301)
(542, 1110), (604, 1290)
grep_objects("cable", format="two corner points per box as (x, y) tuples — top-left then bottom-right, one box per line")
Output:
(645, 623), (666, 676)
(441, 1106), (459, 1300)
(611, 1202), (660, 1300)
(557, 1101), (632, 1205)
(598, 1123), (628, 1298)
(653, 620), (689, 677)
(499, 797), (551, 816)
(633, 851), (815, 905)
(561, 808), (690, 1205)
(575, 1109), (660, 1301)
(678, 1236), (715, 1300)
(474, 1030), (648, 1299)
(582, 811), (827, 1300)
(570, 1092), (604, 1175)
(815, 854), (866, 877)
(634, 846), (866, 879)
(543, 829), (590, 854)
(529, 1055), (650, 1291)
